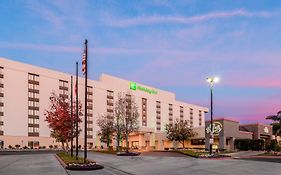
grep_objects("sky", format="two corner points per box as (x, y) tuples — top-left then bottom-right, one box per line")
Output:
(0, 0), (281, 124)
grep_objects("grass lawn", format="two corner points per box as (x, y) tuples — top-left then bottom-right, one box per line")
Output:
(175, 150), (209, 158)
(57, 152), (93, 164)
(257, 152), (281, 156)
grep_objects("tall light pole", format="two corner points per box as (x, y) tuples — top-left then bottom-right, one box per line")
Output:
(206, 76), (219, 155)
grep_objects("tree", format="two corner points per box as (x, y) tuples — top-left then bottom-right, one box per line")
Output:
(45, 92), (82, 149)
(266, 111), (281, 138)
(122, 94), (139, 153)
(97, 115), (115, 150)
(266, 111), (281, 122)
(114, 95), (126, 152)
(114, 93), (139, 152)
(165, 119), (196, 149)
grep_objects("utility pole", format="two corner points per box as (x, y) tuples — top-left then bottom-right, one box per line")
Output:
(70, 76), (73, 157)
(82, 39), (88, 162)
(75, 62), (79, 160)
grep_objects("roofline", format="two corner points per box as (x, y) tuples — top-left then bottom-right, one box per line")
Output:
(238, 131), (253, 134)
(206, 118), (239, 123)
(239, 123), (272, 127)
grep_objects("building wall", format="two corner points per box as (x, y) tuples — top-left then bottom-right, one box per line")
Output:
(239, 124), (272, 140)
(0, 57), (208, 149)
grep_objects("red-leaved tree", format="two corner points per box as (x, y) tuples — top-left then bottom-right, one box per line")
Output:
(45, 92), (83, 149)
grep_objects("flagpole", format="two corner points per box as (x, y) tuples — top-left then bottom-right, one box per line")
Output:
(84, 39), (88, 162)
(75, 62), (79, 160)
(70, 76), (73, 157)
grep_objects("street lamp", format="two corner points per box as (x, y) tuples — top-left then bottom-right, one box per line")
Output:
(206, 76), (219, 155)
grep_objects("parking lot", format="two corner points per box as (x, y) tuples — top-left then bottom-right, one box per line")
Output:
(0, 151), (280, 175)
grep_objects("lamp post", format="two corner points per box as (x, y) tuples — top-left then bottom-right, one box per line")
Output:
(206, 76), (219, 155)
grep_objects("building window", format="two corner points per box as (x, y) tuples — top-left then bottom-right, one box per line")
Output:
(189, 108), (193, 128)
(156, 101), (161, 131)
(59, 80), (69, 101)
(199, 110), (202, 126)
(86, 86), (93, 138)
(169, 104), (173, 125)
(142, 98), (147, 126)
(126, 94), (132, 116)
(106, 90), (114, 120)
(180, 106), (184, 122)
(0, 67), (4, 135)
(191, 139), (205, 145)
(28, 73), (39, 137)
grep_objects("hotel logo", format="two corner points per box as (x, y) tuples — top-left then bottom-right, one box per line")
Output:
(129, 82), (158, 94)
(130, 82), (137, 90)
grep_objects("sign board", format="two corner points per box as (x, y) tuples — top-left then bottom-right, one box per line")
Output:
(206, 121), (223, 136)
(212, 145), (218, 149)
(264, 127), (269, 133)
(210, 138), (214, 144)
(130, 82), (158, 95)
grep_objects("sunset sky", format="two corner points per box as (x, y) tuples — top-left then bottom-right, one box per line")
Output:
(1, 0), (280, 123)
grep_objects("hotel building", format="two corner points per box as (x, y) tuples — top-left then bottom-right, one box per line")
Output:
(0, 57), (208, 150)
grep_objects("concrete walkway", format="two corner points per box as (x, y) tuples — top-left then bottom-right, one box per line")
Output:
(0, 154), (67, 175)
(227, 151), (265, 158)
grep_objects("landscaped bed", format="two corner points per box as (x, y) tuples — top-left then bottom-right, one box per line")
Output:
(56, 152), (104, 171)
(116, 152), (140, 156)
(257, 152), (281, 156)
(91, 149), (118, 154)
(91, 149), (141, 156)
(176, 150), (231, 158)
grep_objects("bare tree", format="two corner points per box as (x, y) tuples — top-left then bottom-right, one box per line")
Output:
(114, 93), (139, 152)
(114, 94), (126, 152)
(165, 119), (196, 149)
(97, 115), (115, 150)
(123, 94), (139, 153)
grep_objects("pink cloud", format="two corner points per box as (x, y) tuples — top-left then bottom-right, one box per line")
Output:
(107, 9), (273, 27)
(0, 42), (80, 53)
(225, 79), (281, 88)
(212, 96), (281, 124)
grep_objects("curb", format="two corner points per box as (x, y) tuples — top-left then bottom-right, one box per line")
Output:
(55, 154), (104, 171)
(55, 154), (67, 169)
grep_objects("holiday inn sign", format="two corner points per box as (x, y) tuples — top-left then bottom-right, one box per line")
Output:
(130, 82), (158, 95)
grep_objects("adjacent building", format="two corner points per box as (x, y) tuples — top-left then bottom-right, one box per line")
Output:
(205, 118), (272, 151)
(0, 57), (208, 150)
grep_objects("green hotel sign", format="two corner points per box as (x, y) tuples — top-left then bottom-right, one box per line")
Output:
(130, 82), (158, 94)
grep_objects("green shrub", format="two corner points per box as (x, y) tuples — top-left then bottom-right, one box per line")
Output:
(235, 139), (265, 151)
(266, 140), (281, 152)
(251, 139), (265, 151)
(235, 139), (251, 150)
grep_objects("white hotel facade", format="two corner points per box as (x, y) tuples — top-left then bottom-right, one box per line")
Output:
(0, 57), (208, 150)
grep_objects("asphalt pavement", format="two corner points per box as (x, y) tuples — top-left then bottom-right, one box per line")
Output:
(0, 151), (280, 175)
(0, 153), (66, 175)
(67, 151), (281, 175)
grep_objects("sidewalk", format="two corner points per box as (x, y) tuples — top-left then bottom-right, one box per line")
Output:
(226, 151), (265, 158)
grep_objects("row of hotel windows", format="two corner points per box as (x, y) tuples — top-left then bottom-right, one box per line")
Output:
(105, 90), (204, 130)
(28, 84), (39, 90)
(0, 67), (204, 136)
(0, 67), (3, 135)
(86, 86), (93, 138)
(28, 73), (40, 137)
(28, 92), (39, 98)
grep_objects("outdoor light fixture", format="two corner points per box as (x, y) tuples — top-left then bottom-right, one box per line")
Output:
(206, 76), (219, 155)
(207, 77), (219, 84)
